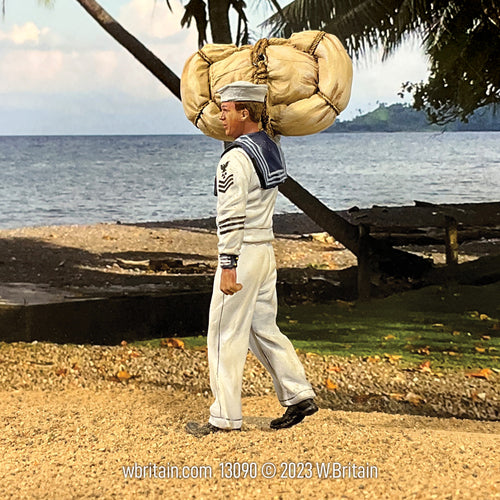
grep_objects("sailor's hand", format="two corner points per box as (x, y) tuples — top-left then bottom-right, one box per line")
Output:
(220, 268), (243, 295)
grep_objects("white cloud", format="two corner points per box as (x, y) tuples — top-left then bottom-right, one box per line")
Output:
(0, 40), (195, 102)
(341, 41), (429, 119)
(0, 2), (200, 104)
(0, 22), (49, 45)
(118, 0), (186, 39)
(0, 50), (64, 91)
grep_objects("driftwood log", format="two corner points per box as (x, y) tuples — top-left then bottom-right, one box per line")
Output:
(340, 201), (500, 247)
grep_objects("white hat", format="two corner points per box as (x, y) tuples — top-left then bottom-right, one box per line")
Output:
(216, 81), (268, 103)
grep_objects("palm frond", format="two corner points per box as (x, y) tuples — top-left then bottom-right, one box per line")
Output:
(181, 0), (208, 48)
(231, 0), (249, 45)
(262, 0), (437, 58)
(164, 0), (173, 13)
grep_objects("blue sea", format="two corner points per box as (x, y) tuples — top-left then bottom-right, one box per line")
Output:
(0, 132), (499, 229)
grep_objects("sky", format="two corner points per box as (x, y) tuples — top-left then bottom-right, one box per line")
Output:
(0, 0), (430, 135)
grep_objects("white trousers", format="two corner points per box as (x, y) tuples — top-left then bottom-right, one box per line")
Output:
(207, 242), (316, 430)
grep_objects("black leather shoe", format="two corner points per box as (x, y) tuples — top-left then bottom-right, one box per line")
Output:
(185, 421), (236, 438)
(270, 399), (318, 429)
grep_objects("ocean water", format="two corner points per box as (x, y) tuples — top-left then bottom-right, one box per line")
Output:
(0, 132), (498, 229)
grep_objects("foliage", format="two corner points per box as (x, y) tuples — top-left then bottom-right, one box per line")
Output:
(262, 0), (500, 124)
(326, 102), (500, 132)
(399, 1), (500, 124)
(179, 0), (208, 48)
(166, 0), (249, 46)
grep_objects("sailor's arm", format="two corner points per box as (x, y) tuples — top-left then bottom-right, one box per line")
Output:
(215, 149), (252, 294)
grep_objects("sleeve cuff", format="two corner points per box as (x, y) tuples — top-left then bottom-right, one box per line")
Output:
(219, 254), (239, 269)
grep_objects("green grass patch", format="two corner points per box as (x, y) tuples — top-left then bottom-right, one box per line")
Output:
(131, 282), (500, 370)
(278, 282), (500, 369)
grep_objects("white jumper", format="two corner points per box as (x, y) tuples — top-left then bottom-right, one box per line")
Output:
(208, 147), (316, 430)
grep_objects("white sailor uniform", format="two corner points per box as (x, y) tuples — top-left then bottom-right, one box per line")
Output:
(207, 133), (316, 430)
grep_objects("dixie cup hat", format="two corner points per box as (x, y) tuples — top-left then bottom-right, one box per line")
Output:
(216, 81), (268, 103)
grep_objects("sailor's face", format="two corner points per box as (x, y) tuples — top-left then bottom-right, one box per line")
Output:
(220, 101), (244, 139)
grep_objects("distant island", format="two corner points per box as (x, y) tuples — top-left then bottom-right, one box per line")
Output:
(326, 103), (500, 132)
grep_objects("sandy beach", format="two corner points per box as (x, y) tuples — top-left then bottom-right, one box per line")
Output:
(0, 218), (499, 498)
(0, 216), (357, 290)
(0, 340), (498, 499)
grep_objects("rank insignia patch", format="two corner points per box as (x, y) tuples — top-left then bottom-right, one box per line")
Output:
(218, 161), (234, 193)
(220, 161), (229, 175)
(218, 173), (234, 193)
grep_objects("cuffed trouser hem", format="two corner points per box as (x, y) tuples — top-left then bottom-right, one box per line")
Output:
(279, 389), (317, 407)
(209, 415), (242, 430)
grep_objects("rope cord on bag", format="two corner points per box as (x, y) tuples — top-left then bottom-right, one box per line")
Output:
(250, 38), (286, 137)
(317, 90), (340, 115)
(308, 31), (340, 117)
(308, 31), (326, 55)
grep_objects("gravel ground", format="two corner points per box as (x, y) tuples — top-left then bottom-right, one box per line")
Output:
(0, 342), (498, 499)
(1, 221), (499, 498)
(0, 221), (356, 290)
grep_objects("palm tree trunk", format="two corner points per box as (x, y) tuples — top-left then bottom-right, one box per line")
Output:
(278, 176), (360, 254)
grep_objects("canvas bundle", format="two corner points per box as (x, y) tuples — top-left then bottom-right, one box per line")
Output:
(181, 31), (353, 141)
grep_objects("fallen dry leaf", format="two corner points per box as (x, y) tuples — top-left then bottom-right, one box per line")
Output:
(160, 338), (185, 349)
(384, 334), (396, 341)
(475, 347), (486, 353)
(120, 340), (128, 346)
(471, 391), (487, 402)
(419, 360), (432, 373)
(55, 368), (67, 377)
(417, 346), (431, 355)
(480, 314), (491, 321)
(384, 353), (402, 364)
(306, 352), (319, 358)
(389, 393), (405, 401)
(481, 335), (491, 341)
(327, 365), (342, 373)
(466, 368), (492, 380)
(325, 378), (337, 391)
(117, 370), (132, 381)
(366, 355), (381, 363)
(452, 331), (461, 336)
(405, 392), (425, 406)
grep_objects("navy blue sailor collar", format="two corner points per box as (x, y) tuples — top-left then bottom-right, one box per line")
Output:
(221, 130), (287, 190)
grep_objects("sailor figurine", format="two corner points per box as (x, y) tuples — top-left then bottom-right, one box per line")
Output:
(186, 81), (317, 437)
